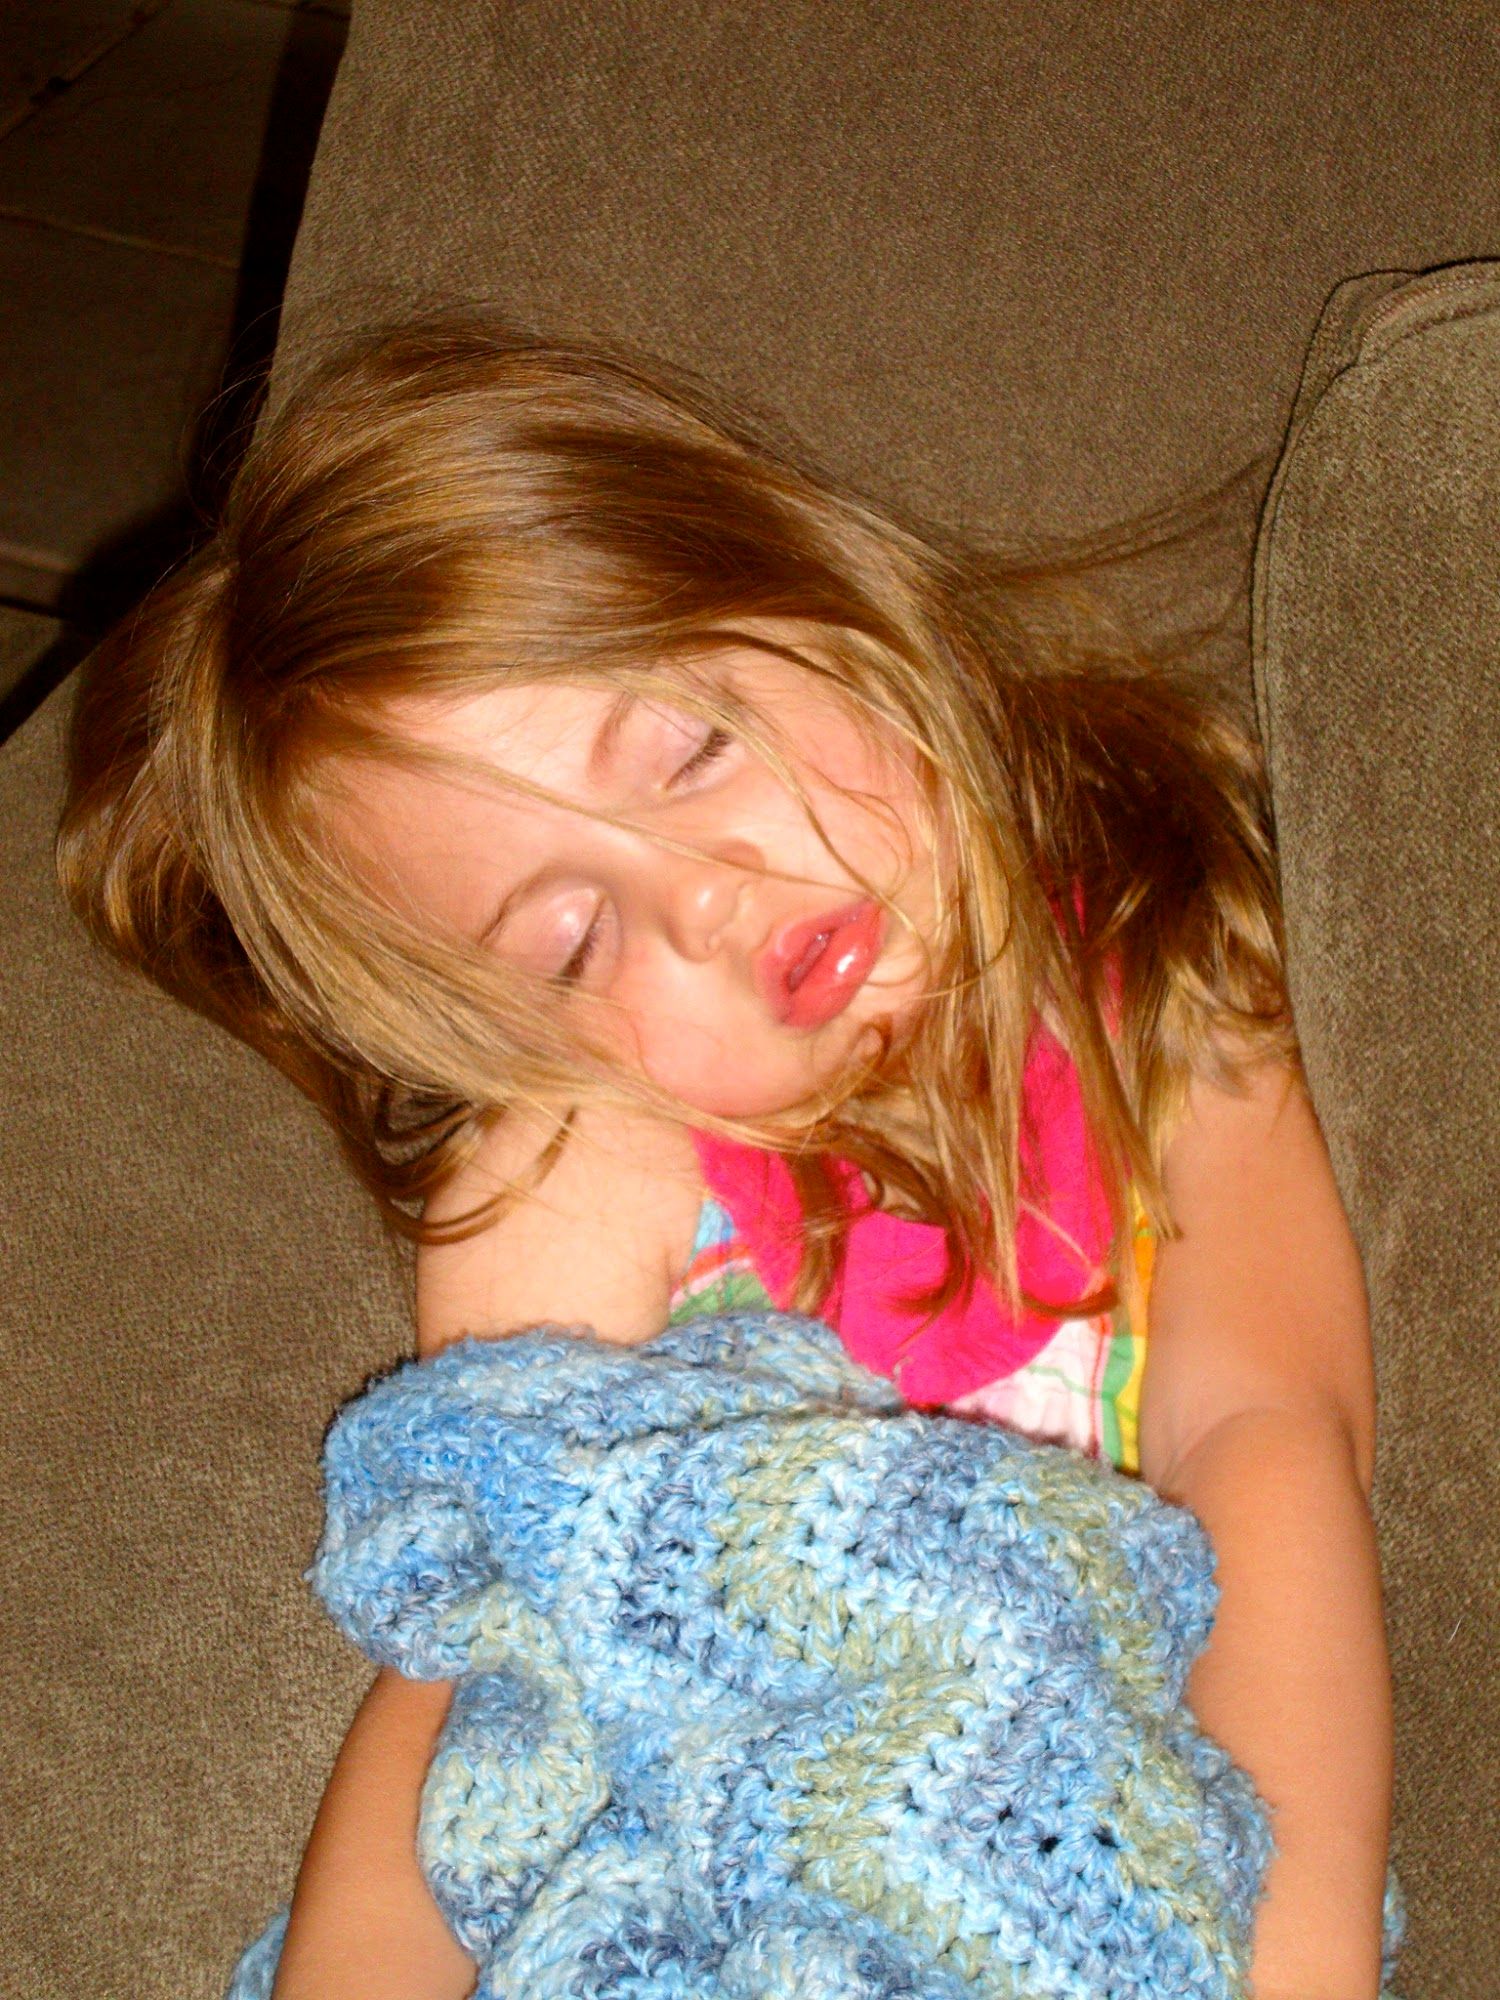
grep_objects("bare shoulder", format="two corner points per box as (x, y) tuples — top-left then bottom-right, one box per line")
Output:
(415, 1102), (705, 1358)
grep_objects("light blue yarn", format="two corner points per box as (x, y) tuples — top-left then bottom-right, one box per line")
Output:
(226, 1312), (1402, 1999)
(226, 1904), (287, 1998)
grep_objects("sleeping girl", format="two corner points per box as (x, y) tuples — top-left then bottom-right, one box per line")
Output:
(59, 321), (1392, 1999)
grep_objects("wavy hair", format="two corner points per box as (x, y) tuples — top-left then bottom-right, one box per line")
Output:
(57, 318), (1294, 1317)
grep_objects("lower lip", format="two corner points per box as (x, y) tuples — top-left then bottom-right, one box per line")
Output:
(772, 901), (886, 1030)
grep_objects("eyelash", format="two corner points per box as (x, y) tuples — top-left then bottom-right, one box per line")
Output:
(556, 911), (602, 987)
(669, 723), (731, 787)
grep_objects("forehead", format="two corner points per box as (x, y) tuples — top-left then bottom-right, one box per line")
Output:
(380, 679), (615, 785)
(316, 679), (617, 925)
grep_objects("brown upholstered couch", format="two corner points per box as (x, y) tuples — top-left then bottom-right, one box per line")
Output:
(6, 6), (1497, 1995)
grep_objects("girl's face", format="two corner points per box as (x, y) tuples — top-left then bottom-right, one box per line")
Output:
(331, 649), (942, 1119)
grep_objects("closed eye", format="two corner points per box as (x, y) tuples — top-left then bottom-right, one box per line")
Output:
(669, 723), (732, 789)
(554, 907), (604, 987)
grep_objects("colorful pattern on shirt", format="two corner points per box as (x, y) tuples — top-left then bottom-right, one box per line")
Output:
(668, 1188), (1154, 1475)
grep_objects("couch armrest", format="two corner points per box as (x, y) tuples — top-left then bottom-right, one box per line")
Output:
(1253, 260), (1500, 1993)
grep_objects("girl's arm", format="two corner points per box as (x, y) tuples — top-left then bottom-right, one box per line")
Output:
(272, 1105), (702, 2000)
(1139, 1052), (1392, 2000)
(271, 1670), (474, 2000)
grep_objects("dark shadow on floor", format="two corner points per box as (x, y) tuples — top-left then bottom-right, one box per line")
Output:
(2, 5), (348, 749)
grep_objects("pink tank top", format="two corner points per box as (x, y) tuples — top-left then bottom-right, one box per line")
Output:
(688, 1019), (1116, 1408)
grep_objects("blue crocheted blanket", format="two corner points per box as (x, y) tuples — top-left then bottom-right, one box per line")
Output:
(227, 1312), (1398, 1999)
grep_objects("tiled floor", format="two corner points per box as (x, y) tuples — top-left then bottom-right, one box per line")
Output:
(0, 0), (347, 731)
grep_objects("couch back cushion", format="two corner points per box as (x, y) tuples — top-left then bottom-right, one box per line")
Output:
(272, 2), (1500, 672)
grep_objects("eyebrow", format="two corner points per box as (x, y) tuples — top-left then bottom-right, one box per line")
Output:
(587, 689), (635, 784)
(475, 690), (635, 945)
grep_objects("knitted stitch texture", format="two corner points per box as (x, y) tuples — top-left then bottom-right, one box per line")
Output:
(225, 1313), (1399, 1998)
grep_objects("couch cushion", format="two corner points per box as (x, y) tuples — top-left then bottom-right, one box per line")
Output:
(1253, 260), (1500, 1994)
(270, 0), (1500, 721)
(0, 684), (406, 1998)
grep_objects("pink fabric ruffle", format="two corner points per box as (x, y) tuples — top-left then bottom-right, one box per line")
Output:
(691, 1018), (1113, 1406)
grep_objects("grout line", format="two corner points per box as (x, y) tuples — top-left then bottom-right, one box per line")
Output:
(236, 1), (351, 16)
(0, 538), (75, 577)
(0, 204), (239, 271)
(0, 1), (176, 144)
(0, 596), (67, 619)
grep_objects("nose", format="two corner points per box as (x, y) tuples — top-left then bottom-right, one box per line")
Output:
(657, 838), (760, 963)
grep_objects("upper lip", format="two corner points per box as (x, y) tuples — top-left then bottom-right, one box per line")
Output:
(756, 900), (876, 1019)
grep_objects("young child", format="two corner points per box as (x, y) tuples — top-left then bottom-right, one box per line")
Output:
(59, 322), (1391, 2000)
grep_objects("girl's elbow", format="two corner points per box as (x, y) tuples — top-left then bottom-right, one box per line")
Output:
(1146, 1394), (1375, 1507)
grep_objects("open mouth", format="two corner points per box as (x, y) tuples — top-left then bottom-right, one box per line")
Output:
(760, 899), (886, 1030)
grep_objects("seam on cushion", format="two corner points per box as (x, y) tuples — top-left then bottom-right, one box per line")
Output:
(1255, 351), (1437, 740)
(1356, 264), (1500, 366)
(1250, 270), (1409, 759)
(1252, 260), (1500, 765)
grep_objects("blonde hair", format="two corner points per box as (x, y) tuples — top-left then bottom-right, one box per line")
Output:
(57, 318), (1294, 1317)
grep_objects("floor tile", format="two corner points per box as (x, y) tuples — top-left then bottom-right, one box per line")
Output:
(0, 216), (238, 617)
(0, 3), (150, 135)
(0, 605), (64, 704)
(0, 543), (71, 612)
(0, 602), (86, 746)
(0, 0), (346, 266)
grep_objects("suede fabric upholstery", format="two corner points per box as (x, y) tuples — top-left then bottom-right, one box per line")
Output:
(270, 0), (1500, 721)
(5, 6), (1498, 1996)
(0, 685), (408, 1999)
(1253, 262), (1500, 1969)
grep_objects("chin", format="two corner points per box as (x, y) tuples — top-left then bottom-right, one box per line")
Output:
(668, 1083), (811, 1122)
(669, 1053), (879, 1126)
(637, 1056), (822, 1123)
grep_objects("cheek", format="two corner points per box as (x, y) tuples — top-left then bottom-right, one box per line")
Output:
(640, 1043), (832, 1120)
(803, 750), (927, 892)
(615, 990), (796, 1115)
(605, 975), (881, 1120)
(580, 958), (767, 1113)
(633, 1015), (735, 1102)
